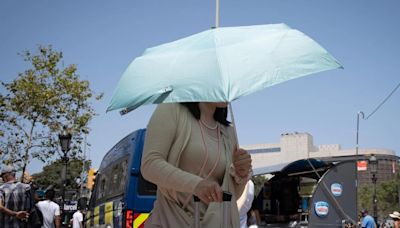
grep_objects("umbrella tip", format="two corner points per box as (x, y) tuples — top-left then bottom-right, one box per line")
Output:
(120, 109), (129, 115)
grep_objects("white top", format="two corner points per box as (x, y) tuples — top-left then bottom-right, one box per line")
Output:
(36, 200), (61, 228)
(237, 180), (255, 228)
(72, 210), (83, 228)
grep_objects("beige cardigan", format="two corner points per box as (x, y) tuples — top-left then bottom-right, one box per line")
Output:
(141, 103), (245, 227)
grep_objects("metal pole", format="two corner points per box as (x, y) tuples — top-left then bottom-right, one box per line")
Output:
(63, 154), (69, 226)
(355, 111), (364, 215)
(193, 196), (200, 228)
(215, 0), (220, 28)
(229, 103), (239, 148)
(80, 134), (87, 197)
(61, 153), (67, 202)
(64, 155), (68, 201)
(222, 191), (232, 228)
(356, 111), (364, 157)
(372, 174), (377, 223)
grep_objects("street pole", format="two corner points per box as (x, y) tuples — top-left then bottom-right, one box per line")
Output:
(356, 111), (365, 157)
(372, 173), (378, 223)
(355, 111), (364, 215)
(61, 153), (69, 203)
(80, 134), (87, 197)
(369, 155), (378, 224)
(59, 132), (72, 226)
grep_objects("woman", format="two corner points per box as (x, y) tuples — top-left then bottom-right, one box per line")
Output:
(141, 102), (252, 227)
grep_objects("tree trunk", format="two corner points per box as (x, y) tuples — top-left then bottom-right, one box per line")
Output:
(20, 148), (30, 183)
(20, 120), (35, 182)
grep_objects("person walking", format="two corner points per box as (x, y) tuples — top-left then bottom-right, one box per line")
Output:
(36, 189), (60, 228)
(141, 103), (252, 227)
(71, 207), (83, 228)
(237, 180), (255, 228)
(389, 211), (400, 228)
(360, 209), (377, 228)
(0, 165), (31, 228)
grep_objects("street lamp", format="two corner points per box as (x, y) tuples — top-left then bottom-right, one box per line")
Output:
(59, 132), (72, 203)
(369, 154), (378, 224)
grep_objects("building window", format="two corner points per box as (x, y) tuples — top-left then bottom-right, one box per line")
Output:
(249, 147), (281, 154)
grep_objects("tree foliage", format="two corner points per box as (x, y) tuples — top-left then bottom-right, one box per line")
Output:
(0, 45), (102, 177)
(358, 173), (400, 221)
(252, 175), (267, 197)
(31, 158), (91, 191)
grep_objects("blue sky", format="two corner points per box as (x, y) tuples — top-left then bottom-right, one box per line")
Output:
(1, 0), (399, 174)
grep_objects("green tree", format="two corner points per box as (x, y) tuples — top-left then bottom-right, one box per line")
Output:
(0, 45), (102, 179)
(252, 175), (267, 197)
(376, 174), (400, 220)
(32, 158), (91, 191)
(358, 174), (400, 221)
(358, 185), (373, 212)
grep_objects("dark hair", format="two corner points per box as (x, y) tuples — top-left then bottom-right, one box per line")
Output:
(45, 189), (56, 200)
(181, 102), (230, 126)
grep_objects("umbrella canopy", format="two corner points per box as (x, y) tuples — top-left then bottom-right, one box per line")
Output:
(107, 23), (342, 114)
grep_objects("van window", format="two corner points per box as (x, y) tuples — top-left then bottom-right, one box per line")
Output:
(138, 173), (157, 196)
(93, 157), (130, 204)
(98, 176), (106, 200)
(118, 160), (128, 192)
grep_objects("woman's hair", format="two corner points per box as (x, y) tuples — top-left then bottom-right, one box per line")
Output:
(181, 102), (230, 126)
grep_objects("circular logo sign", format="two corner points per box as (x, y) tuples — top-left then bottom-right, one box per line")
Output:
(331, 183), (343, 196)
(314, 201), (329, 217)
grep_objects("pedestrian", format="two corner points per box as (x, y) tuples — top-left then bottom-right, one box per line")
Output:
(71, 207), (83, 228)
(0, 165), (31, 228)
(389, 211), (400, 228)
(360, 209), (377, 228)
(36, 189), (61, 228)
(141, 103), (252, 227)
(248, 208), (261, 228)
(237, 180), (255, 228)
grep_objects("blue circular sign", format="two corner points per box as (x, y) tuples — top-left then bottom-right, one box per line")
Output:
(331, 183), (343, 196)
(314, 201), (329, 217)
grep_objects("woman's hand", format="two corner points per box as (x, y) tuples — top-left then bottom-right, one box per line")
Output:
(193, 179), (223, 204)
(233, 148), (252, 178)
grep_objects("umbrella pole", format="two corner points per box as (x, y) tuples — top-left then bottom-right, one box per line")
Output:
(215, 0), (219, 28)
(228, 103), (239, 148)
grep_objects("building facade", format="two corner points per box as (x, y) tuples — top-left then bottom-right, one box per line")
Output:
(244, 132), (399, 185)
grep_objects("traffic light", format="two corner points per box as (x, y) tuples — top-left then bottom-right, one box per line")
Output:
(87, 168), (97, 190)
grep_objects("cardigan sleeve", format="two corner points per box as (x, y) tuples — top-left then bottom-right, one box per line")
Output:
(141, 104), (203, 194)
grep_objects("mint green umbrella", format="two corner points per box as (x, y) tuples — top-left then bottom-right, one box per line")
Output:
(107, 23), (342, 114)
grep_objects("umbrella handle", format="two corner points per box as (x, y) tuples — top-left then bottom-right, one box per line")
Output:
(229, 103), (239, 149)
(193, 196), (201, 228)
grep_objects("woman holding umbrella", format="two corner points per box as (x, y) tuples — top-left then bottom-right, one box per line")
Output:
(141, 102), (252, 227)
(108, 21), (341, 228)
